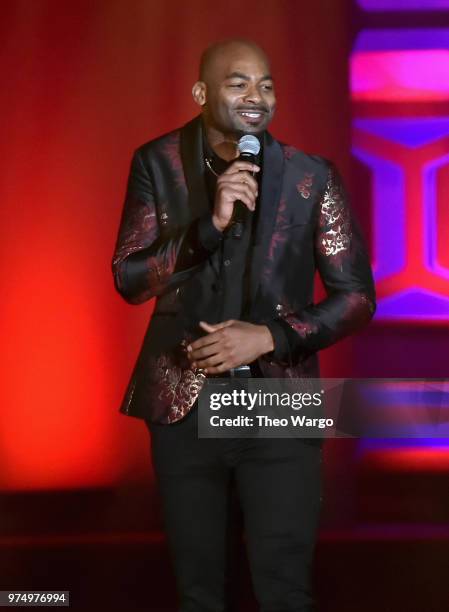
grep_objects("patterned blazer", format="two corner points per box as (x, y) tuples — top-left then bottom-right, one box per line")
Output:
(111, 115), (376, 424)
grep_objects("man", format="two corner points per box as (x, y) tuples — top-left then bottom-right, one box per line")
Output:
(111, 38), (375, 612)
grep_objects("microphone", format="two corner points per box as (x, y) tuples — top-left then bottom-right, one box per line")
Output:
(231, 134), (261, 238)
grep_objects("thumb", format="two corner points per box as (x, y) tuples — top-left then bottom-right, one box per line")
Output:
(199, 319), (234, 332)
(199, 321), (218, 333)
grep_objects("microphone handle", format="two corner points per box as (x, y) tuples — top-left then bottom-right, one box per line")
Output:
(230, 152), (257, 238)
(230, 201), (247, 238)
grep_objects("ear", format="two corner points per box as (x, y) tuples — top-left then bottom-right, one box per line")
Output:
(192, 81), (206, 107)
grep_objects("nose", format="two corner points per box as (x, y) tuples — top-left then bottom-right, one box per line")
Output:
(243, 83), (262, 104)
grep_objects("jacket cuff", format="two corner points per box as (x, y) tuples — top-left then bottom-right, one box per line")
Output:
(197, 212), (223, 252)
(263, 319), (291, 363)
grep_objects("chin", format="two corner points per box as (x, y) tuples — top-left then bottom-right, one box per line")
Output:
(234, 122), (267, 136)
(244, 125), (267, 137)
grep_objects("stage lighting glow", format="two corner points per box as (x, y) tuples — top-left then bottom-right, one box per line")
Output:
(358, 0), (449, 10)
(351, 31), (449, 321)
(351, 50), (449, 101)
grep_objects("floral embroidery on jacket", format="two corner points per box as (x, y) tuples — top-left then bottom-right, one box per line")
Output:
(296, 173), (314, 199)
(317, 165), (351, 264)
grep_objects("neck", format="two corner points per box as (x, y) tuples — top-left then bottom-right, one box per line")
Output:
(204, 123), (239, 162)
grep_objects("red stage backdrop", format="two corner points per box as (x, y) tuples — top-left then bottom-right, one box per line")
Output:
(0, 0), (353, 490)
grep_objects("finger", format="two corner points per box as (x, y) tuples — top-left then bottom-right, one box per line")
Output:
(221, 171), (258, 192)
(187, 334), (221, 352)
(193, 354), (227, 369)
(190, 352), (219, 368)
(218, 175), (258, 196)
(223, 182), (258, 203)
(222, 161), (260, 175)
(189, 344), (221, 361)
(217, 178), (257, 196)
(206, 319), (235, 329)
(203, 361), (234, 375)
(228, 185), (258, 206)
(224, 188), (256, 210)
(188, 324), (232, 350)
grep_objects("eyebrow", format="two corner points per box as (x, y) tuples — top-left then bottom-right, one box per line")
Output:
(225, 71), (273, 81)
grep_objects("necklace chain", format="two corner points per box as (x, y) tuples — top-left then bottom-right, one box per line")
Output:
(204, 157), (220, 177)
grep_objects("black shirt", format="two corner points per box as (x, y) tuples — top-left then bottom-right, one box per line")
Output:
(196, 135), (291, 363)
(200, 134), (262, 322)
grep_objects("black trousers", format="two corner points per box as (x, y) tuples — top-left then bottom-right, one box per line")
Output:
(145, 403), (322, 612)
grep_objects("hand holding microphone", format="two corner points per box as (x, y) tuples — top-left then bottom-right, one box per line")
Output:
(212, 135), (261, 236)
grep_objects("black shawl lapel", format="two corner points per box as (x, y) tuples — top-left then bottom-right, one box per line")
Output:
(180, 114), (210, 220)
(249, 130), (284, 305)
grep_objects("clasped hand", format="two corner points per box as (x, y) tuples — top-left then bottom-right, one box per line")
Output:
(186, 320), (274, 374)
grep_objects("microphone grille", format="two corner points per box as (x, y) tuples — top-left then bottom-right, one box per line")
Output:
(238, 134), (261, 156)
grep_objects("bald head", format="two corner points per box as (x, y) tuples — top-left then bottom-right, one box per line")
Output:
(192, 38), (276, 138)
(199, 38), (271, 84)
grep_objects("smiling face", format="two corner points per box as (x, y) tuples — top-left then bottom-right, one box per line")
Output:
(192, 41), (276, 139)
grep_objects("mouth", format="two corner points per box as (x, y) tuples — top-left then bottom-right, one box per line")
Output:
(236, 110), (266, 124)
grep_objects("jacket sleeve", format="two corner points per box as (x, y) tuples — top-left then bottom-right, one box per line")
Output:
(111, 148), (223, 305)
(264, 161), (376, 365)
